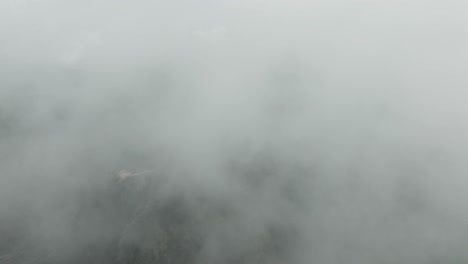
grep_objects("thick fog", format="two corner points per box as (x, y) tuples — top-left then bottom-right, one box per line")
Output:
(1, 0), (468, 263)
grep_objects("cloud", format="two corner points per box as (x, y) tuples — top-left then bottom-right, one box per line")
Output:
(1, 0), (468, 263)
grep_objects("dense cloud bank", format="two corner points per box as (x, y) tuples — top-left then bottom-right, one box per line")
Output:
(1, 0), (468, 263)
